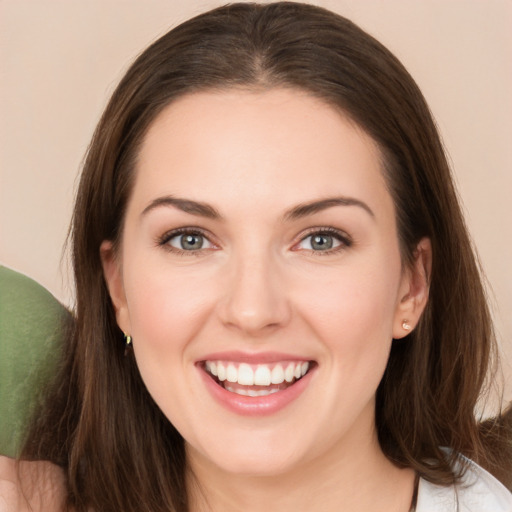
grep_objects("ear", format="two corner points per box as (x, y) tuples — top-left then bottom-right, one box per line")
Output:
(100, 240), (131, 334)
(392, 238), (432, 339)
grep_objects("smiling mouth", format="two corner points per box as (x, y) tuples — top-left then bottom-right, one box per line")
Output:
(202, 360), (313, 397)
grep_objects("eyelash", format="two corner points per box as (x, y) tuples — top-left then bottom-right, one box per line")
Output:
(293, 227), (352, 256)
(156, 226), (352, 256)
(157, 227), (215, 256)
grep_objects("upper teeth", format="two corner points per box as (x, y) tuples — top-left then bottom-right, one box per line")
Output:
(205, 361), (309, 386)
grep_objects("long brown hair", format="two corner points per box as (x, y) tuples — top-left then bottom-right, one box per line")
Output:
(22, 2), (511, 510)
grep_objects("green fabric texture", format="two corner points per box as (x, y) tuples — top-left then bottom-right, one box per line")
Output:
(0, 266), (69, 457)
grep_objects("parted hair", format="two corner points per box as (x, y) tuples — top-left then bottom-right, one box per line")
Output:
(22, 3), (511, 511)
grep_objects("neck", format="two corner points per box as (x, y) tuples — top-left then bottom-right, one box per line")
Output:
(186, 417), (416, 512)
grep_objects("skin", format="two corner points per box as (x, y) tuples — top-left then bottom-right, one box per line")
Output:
(102, 88), (431, 511)
(0, 456), (66, 511)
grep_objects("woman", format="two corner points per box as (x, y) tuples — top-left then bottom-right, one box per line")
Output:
(2, 2), (511, 511)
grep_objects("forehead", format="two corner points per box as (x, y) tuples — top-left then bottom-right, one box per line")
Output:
(131, 88), (391, 218)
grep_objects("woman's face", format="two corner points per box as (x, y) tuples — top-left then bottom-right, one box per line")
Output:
(102, 89), (428, 477)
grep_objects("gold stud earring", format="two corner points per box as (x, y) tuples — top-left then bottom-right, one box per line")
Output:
(124, 333), (132, 356)
(402, 321), (411, 331)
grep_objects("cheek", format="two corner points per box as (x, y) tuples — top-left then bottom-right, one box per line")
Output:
(121, 256), (218, 375)
(300, 263), (400, 336)
(297, 259), (401, 380)
(122, 264), (214, 425)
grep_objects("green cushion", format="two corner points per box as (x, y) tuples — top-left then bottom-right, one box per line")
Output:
(0, 266), (69, 457)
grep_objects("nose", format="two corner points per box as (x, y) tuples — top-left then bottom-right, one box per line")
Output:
(217, 251), (291, 336)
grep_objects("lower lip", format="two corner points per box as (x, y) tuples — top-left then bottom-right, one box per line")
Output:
(198, 365), (315, 416)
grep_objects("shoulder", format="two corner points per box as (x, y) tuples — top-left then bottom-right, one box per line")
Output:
(0, 456), (20, 511)
(0, 456), (67, 512)
(416, 454), (512, 512)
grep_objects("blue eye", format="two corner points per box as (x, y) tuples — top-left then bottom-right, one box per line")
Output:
(310, 234), (336, 250)
(163, 231), (214, 252)
(296, 230), (350, 252)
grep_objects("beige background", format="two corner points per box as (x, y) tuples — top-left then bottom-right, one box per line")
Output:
(1, 0), (511, 403)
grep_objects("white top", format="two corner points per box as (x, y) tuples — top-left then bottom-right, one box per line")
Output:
(416, 455), (512, 512)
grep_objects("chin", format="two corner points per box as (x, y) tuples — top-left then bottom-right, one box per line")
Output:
(212, 453), (301, 478)
(187, 432), (312, 478)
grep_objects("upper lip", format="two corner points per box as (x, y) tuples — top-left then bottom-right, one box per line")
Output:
(197, 351), (314, 364)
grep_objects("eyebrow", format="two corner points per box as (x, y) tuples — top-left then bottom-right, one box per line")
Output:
(141, 195), (374, 221)
(283, 197), (375, 220)
(141, 196), (221, 219)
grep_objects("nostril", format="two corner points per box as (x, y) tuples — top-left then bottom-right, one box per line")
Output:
(217, 265), (292, 333)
